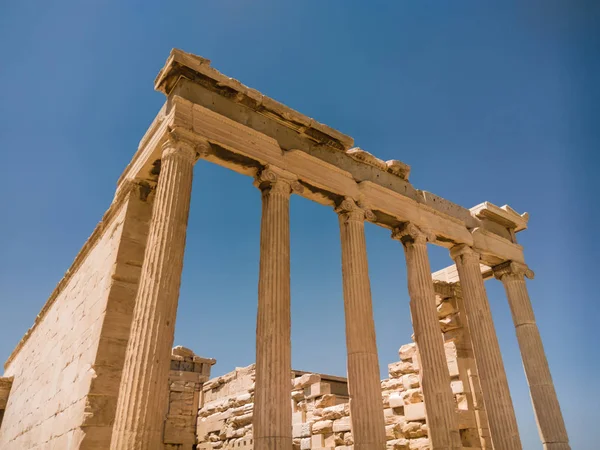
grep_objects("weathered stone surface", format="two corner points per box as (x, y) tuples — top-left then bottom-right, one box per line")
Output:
(388, 438), (411, 449)
(313, 420), (333, 434)
(404, 403), (426, 422)
(111, 139), (197, 450)
(337, 197), (387, 449)
(332, 416), (352, 433)
(254, 168), (295, 450)
(293, 422), (312, 438)
(388, 361), (415, 377)
(321, 404), (349, 421)
(399, 344), (417, 361)
(409, 437), (431, 449)
(294, 373), (321, 390)
(401, 389), (423, 405)
(401, 374), (420, 390)
(388, 393), (404, 409)
(0, 183), (153, 450)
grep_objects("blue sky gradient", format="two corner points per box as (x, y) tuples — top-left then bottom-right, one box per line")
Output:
(1, 2), (598, 448)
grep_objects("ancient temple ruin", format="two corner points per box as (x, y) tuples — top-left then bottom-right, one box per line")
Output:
(0, 49), (569, 450)
(180, 280), (487, 450)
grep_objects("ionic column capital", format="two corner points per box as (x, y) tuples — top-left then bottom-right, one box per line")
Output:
(449, 244), (480, 263)
(254, 166), (303, 197)
(493, 261), (535, 281)
(161, 136), (198, 164)
(335, 197), (376, 223)
(391, 222), (435, 247)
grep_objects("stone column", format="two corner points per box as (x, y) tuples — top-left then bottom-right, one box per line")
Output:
(494, 261), (570, 450)
(253, 168), (300, 450)
(450, 244), (522, 450)
(393, 224), (462, 450)
(110, 137), (197, 450)
(336, 198), (386, 450)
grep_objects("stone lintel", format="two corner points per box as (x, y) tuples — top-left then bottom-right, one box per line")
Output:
(6, 49), (529, 373)
(155, 48), (354, 151)
(292, 370), (348, 384)
(115, 93), (529, 268)
(152, 50), (476, 228)
(472, 227), (525, 265)
(432, 263), (494, 284)
(170, 346), (216, 383)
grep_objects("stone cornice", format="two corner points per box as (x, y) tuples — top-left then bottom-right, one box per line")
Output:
(155, 49), (354, 152)
(148, 52), (527, 253)
(471, 202), (529, 232)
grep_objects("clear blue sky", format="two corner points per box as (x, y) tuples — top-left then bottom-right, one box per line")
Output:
(0, 1), (598, 448)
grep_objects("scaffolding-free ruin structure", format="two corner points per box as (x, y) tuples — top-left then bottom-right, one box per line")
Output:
(0, 50), (569, 450)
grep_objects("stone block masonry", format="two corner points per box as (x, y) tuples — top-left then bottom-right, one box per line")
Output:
(193, 281), (488, 450)
(0, 182), (154, 449)
(164, 346), (216, 450)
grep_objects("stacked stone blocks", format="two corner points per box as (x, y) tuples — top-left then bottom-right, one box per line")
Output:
(193, 280), (488, 450)
(164, 346), (216, 450)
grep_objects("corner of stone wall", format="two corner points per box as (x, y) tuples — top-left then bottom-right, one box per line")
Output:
(79, 184), (155, 450)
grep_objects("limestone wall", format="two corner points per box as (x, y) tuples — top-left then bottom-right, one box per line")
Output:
(0, 206), (128, 448)
(0, 184), (153, 449)
(195, 355), (437, 450)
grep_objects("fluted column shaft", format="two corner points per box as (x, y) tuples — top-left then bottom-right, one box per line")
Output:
(110, 139), (196, 450)
(253, 169), (297, 450)
(494, 262), (570, 450)
(451, 245), (521, 450)
(337, 198), (386, 450)
(394, 225), (461, 450)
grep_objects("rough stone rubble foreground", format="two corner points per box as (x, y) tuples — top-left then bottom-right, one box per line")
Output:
(0, 49), (569, 450)
(184, 281), (486, 450)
